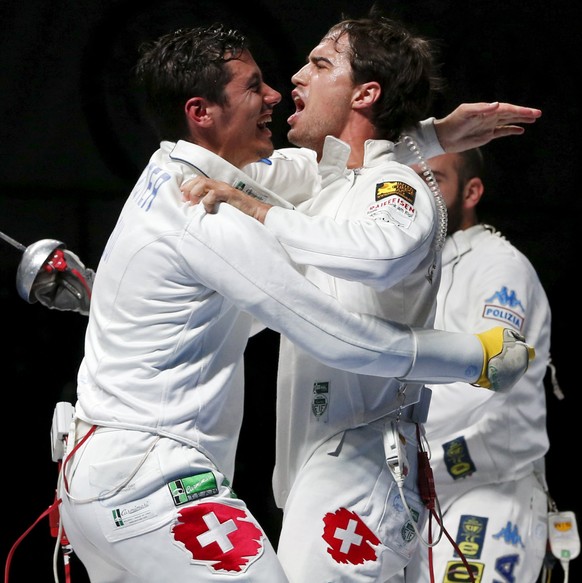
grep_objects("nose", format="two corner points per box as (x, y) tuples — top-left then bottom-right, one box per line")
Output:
(291, 63), (308, 86)
(264, 83), (281, 107)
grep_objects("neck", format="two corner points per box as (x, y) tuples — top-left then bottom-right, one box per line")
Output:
(461, 213), (479, 230)
(335, 115), (376, 168)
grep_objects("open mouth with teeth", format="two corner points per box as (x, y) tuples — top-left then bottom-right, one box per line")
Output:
(257, 116), (272, 134)
(293, 95), (305, 112)
(287, 94), (305, 127)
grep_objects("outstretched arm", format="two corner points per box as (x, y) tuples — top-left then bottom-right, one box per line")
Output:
(434, 101), (542, 153)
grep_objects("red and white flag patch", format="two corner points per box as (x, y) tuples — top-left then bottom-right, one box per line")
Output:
(172, 502), (264, 573)
(322, 507), (381, 565)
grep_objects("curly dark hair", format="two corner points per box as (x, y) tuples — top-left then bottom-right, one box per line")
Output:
(324, 15), (444, 141)
(135, 24), (249, 142)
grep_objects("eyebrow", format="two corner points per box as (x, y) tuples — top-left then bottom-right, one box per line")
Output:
(430, 169), (446, 180)
(245, 71), (262, 87)
(310, 55), (333, 66)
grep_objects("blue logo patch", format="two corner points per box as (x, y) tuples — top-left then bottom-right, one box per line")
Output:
(455, 515), (488, 559)
(482, 286), (525, 330)
(492, 521), (525, 548)
(442, 436), (476, 480)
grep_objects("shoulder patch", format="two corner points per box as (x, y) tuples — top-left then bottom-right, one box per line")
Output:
(368, 181), (417, 228)
(481, 286), (526, 331)
(375, 181), (416, 204)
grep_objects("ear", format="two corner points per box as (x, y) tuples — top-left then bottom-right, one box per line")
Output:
(352, 81), (381, 110)
(185, 97), (213, 127)
(463, 177), (484, 210)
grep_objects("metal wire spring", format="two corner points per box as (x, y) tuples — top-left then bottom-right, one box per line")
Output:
(401, 134), (448, 255)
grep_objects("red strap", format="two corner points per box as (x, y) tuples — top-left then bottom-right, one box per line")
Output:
(416, 423), (476, 583)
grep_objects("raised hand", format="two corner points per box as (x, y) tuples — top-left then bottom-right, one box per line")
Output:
(434, 101), (542, 153)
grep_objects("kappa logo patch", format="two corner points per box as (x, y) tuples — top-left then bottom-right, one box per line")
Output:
(482, 286), (525, 331)
(492, 521), (525, 548)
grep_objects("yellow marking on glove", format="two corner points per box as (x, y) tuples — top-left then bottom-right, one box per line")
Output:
(475, 326), (535, 389)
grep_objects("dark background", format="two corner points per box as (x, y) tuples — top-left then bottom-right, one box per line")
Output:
(1, 0), (579, 581)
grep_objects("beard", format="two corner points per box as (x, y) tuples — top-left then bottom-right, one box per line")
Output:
(446, 189), (464, 235)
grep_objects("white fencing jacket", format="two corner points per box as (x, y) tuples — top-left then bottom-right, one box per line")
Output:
(75, 138), (451, 484)
(425, 224), (551, 505)
(246, 130), (449, 507)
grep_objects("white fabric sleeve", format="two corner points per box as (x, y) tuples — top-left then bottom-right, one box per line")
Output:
(393, 117), (446, 165)
(183, 204), (414, 377)
(401, 328), (483, 384)
(264, 205), (432, 289)
(183, 204), (481, 382)
(262, 167), (435, 289)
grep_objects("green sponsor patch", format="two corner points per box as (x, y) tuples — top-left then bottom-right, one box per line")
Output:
(168, 471), (219, 506)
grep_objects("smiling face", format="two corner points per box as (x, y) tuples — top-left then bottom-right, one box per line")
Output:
(204, 49), (281, 169)
(287, 33), (357, 157)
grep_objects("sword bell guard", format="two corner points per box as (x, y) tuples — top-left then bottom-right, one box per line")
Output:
(16, 239), (66, 303)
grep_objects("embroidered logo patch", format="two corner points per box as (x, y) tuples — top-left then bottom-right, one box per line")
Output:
(482, 286), (525, 330)
(455, 515), (488, 559)
(312, 381), (329, 420)
(111, 499), (155, 529)
(442, 436), (477, 480)
(401, 507), (419, 543)
(368, 181), (417, 228)
(322, 507), (380, 565)
(492, 521), (525, 548)
(443, 559), (484, 582)
(168, 472), (219, 506)
(375, 181), (416, 204)
(171, 502), (264, 574)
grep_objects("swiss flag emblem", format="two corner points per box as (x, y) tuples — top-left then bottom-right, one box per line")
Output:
(172, 502), (264, 573)
(322, 507), (380, 565)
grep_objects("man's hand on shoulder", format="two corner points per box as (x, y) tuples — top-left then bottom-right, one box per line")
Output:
(181, 176), (271, 223)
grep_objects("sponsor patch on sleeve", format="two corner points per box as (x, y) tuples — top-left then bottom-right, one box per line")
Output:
(442, 436), (476, 480)
(375, 181), (416, 204)
(482, 286), (526, 331)
(367, 181), (417, 228)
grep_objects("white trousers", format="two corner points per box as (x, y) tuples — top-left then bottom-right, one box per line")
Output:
(389, 472), (548, 583)
(58, 421), (288, 583)
(277, 420), (427, 583)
